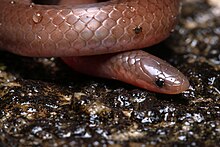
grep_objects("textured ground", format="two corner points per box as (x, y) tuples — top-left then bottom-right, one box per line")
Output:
(0, 0), (220, 146)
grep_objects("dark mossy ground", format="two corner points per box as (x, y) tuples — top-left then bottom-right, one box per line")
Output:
(0, 0), (220, 146)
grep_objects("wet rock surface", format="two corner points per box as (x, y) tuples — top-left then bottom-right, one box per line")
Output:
(0, 0), (220, 146)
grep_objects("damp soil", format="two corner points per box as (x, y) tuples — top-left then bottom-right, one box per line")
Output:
(0, 0), (220, 146)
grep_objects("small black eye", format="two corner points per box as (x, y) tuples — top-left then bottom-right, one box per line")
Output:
(155, 78), (165, 88)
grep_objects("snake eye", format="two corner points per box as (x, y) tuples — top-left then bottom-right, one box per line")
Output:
(155, 78), (165, 88)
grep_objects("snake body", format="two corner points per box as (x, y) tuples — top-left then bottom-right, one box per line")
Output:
(0, 0), (189, 94)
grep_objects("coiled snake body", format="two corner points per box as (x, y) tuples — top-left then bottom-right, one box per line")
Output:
(0, 0), (189, 94)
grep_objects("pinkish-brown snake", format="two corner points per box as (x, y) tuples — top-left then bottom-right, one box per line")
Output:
(0, 0), (189, 94)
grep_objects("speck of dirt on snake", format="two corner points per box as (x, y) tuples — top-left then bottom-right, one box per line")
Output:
(134, 26), (143, 34)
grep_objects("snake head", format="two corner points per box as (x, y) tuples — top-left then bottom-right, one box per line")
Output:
(62, 51), (189, 94)
(134, 54), (190, 94)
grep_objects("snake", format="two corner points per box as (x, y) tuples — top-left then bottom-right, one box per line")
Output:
(0, 0), (189, 94)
